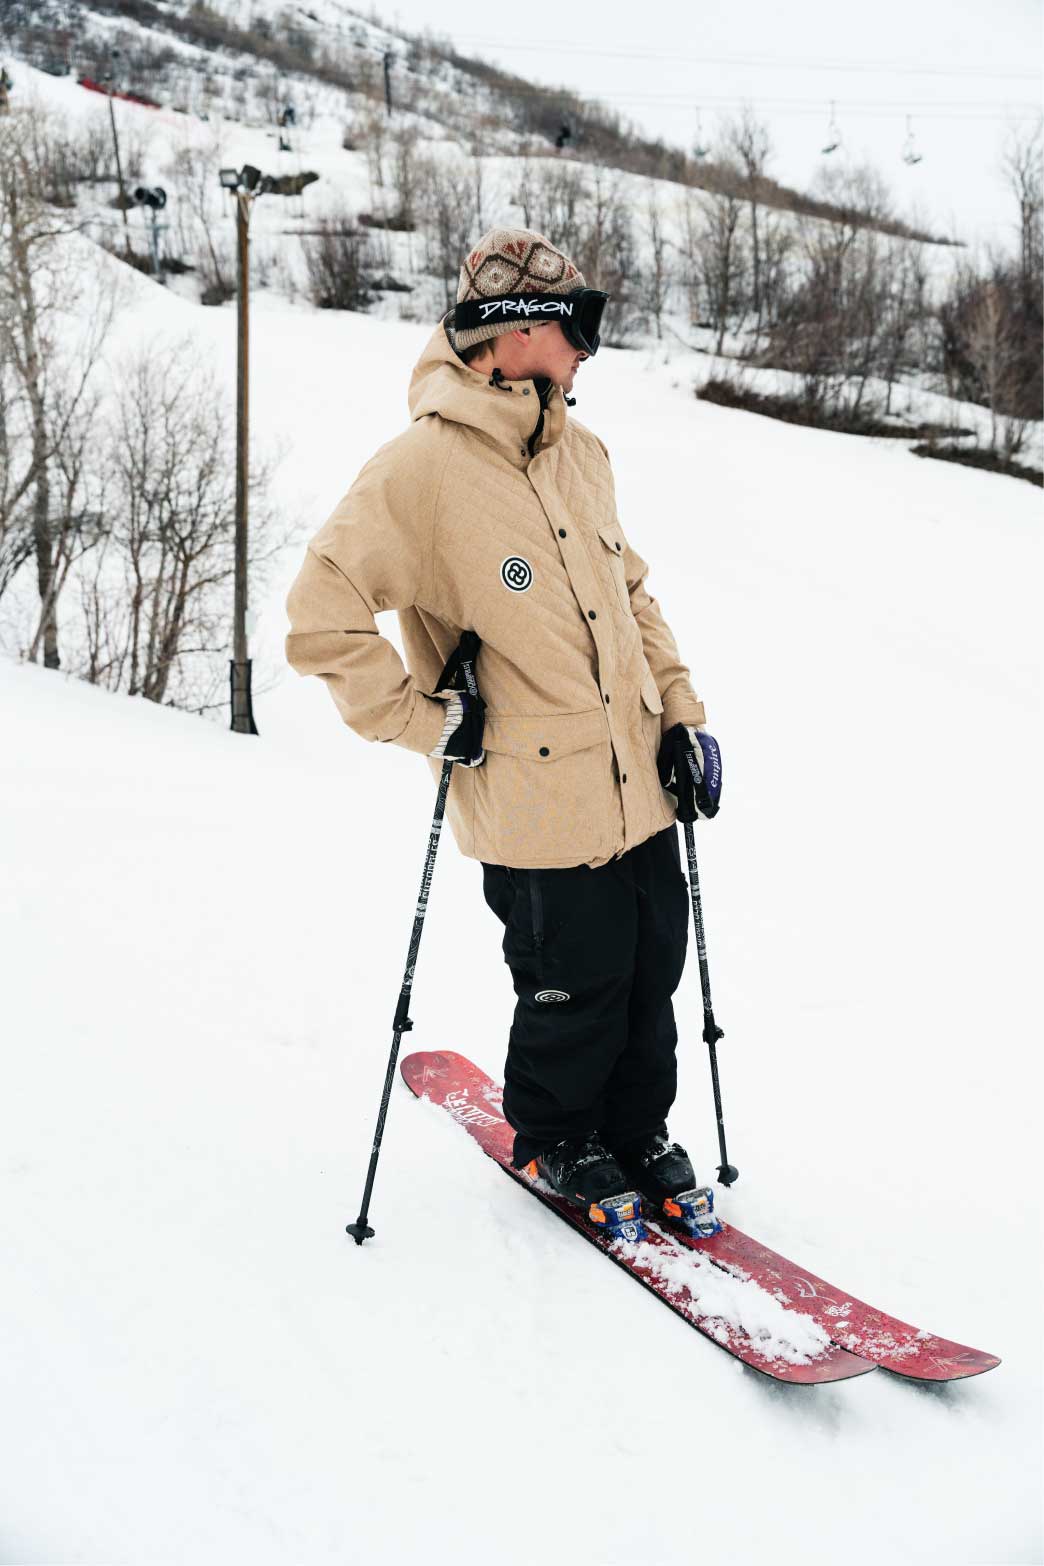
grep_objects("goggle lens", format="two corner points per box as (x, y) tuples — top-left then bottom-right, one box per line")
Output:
(562, 290), (608, 356)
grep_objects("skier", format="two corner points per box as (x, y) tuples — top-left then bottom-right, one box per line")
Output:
(285, 227), (723, 1234)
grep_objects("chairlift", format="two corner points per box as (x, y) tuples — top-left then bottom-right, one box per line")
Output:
(821, 100), (841, 155)
(902, 116), (923, 166)
(693, 108), (710, 160)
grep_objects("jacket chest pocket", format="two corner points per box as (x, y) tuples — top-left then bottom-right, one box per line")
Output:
(596, 521), (631, 616)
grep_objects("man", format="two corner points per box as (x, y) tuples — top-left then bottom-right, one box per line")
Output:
(285, 227), (722, 1237)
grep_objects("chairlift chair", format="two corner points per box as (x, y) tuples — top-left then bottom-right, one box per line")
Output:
(821, 100), (841, 155)
(902, 116), (923, 166)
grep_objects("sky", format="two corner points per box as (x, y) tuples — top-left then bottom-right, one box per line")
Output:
(383, 0), (1041, 251)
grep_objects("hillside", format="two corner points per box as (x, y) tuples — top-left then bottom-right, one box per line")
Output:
(0, 0), (950, 241)
(1, 285), (1041, 1560)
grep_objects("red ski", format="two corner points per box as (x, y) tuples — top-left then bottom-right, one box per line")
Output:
(401, 1051), (876, 1386)
(669, 1220), (999, 1382)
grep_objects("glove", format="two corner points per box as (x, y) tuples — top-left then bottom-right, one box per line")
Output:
(429, 688), (485, 767)
(657, 723), (722, 821)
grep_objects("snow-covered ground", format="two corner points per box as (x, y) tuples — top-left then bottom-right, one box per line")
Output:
(2, 261), (1041, 1561)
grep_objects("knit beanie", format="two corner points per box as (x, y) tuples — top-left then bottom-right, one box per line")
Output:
(450, 226), (586, 352)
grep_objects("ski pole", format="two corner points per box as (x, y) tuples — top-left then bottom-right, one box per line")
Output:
(681, 810), (739, 1188)
(346, 631), (482, 1245)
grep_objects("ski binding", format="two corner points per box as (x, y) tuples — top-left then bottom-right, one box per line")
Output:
(662, 1186), (723, 1239)
(588, 1191), (646, 1242)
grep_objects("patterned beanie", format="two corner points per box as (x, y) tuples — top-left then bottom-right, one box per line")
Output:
(450, 226), (586, 352)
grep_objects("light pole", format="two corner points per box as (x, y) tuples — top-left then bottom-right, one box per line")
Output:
(132, 185), (167, 278)
(219, 163), (263, 736)
(218, 163), (319, 734)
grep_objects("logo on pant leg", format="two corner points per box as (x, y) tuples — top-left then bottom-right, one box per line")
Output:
(535, 989), (570, 1003)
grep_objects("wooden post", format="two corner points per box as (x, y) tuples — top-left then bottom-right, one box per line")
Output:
(231, 190), (257, 735)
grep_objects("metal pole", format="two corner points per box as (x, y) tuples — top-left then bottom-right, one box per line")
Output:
(383, 50), (393, 116)
(682, 818), (739, 1186)
(346, 628), (482, 1245)
(230, 190), (257, 735)
(346, 760), (454, 1244)
(105, 82), (131, 258)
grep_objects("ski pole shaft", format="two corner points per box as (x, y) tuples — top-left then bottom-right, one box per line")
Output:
(346, 760), (453, 1245)
(682, 818), (739, 1187)
(347, 628), (483, 1246)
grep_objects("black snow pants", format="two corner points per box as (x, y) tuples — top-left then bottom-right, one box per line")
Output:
(481, 825), (690, 1167)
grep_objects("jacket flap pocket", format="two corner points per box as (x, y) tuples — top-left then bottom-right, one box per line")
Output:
(596, 521), (627, 556)
(640, 666), (664, 713)
(483, 708), (609, 760)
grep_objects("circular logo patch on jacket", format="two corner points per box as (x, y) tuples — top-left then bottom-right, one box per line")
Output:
(535, 989), (570, 1003)
(500, 556), (533, 593)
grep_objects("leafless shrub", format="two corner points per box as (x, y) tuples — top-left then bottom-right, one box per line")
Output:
(77, 345), (280, 710)
(300, 216), (375, 311)
(722, 107), (774, 342)
(163, 125), (233, 305)
(417, 157), (478, 310)
(696, 190), (748, 355)
(0, 105), (118, 668)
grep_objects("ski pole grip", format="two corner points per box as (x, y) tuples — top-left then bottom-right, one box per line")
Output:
(433, 630), (483, 700)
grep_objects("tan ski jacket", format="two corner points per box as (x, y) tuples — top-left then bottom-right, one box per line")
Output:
(285, 320), (706, 868)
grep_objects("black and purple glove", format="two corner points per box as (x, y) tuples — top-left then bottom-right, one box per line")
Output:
(657, 723), (722, 821)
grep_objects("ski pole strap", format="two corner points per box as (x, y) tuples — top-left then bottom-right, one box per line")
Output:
(433, 630), (483, 700)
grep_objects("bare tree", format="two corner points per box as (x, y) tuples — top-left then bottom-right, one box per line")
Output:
(0, 105), (117, 666)
(959, 265), (1022, 451)
(390, 123), (420, 231)
(360, 104), (387, 208)
(469, 139), (486, 237)
(165, 123), (232, 305)
(723, 107), (774, 341)
(78, 345), (279, 710)
(879, 238), (929, 415)
(417, 156), (477, 309)
(1002, 117), (1043, 293)
(645, 195), (670, 341)
(697, 189), (747, 355)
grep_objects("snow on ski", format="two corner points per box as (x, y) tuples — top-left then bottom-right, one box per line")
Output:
(400, 1051), (877, 1386)
(668, 1220), (999, 1382)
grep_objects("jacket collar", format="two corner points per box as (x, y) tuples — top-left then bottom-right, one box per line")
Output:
(408, 319), (567, 466)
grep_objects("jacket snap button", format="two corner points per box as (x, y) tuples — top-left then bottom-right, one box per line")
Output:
(588, 609), (597, 620)
(615, 542), (621, 551)
(539, 746), (550, 757)
(558, 528), (566, 538)
(604, 693), (610, 703)
(622, 773), (628, 783)
(523, 387), (531, 395)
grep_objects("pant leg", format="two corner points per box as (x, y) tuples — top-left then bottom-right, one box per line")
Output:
(601, 826), (689, 1149)
(481, 857), (639, 1166)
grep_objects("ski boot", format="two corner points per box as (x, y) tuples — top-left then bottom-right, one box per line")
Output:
(524, 1133), (646, 1242)
(614, 1129), (723, 1239)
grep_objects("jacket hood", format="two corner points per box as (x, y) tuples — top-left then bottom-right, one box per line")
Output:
(407, 317), (566, 463)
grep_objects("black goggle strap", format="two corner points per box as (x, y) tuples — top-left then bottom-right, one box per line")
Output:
(453, 291), (608, 355)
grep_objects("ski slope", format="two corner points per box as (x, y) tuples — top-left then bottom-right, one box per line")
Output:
(1, 285), (1041, 1562)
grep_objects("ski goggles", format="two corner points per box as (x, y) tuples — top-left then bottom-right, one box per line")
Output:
(453, 288), (610, 357)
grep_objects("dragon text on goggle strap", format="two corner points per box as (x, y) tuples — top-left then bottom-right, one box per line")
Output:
(476, 297), (576, 320)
